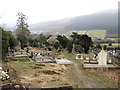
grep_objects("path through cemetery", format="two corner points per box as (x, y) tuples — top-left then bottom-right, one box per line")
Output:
(72, 61), (108, 88)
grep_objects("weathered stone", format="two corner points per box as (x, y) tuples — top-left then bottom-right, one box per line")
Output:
(98, 50), (107, 65)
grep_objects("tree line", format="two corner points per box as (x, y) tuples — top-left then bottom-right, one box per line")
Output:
(1, 12), (93, 59)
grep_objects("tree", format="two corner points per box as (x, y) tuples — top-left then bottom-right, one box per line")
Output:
(37, 34), (47, 44)
(57, 35), (69, 49)
(79, 35), (93, 53)
(1, 28), (17, 59)
(17, 34), (28, 49)
(8, 31), (17, 49)
(53, 42), (60, 50)
(67, 40), (73, 53)
(71, 32), (81, 44)
(15, 12), (30, 49)
(28, 38), (37, 47)
(1, 28), (9, 59)
(74, 44), (83, 53)
(71, 32), (93, 54)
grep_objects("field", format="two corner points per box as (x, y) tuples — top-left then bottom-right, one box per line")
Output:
(64, 30), (106, 39)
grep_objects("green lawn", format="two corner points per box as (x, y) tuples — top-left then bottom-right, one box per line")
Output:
(13, 58), (30, 62)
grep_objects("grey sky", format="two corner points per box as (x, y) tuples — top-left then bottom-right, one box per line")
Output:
(0, 0), (119, 24)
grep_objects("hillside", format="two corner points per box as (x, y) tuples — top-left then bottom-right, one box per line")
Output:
(65, 9), (118, 37)
(29, 9), (118, 37)
(64, 30), (107, 39)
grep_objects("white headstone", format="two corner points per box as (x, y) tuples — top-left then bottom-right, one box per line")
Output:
(98, 50), (107, 65)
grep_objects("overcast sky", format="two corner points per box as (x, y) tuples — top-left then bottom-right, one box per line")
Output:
(0, 0), (119, 25)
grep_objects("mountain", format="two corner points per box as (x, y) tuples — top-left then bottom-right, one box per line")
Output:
(65, 9), (118, 37)
(30, 9), (118, 37)
(29, 17), (75, 33)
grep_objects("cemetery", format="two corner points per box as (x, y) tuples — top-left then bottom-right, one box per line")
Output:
(1, 43), (120, 88)
(1, 22), (120, 88)
(1, 38), (120, 89)
(1, 1), (120, 88)
(80, 49), (120, 69)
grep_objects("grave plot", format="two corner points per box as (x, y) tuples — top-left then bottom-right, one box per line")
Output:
(83, 49), (120, 69)
(56, 59), (73, 64)
(7, 50), (31, 59)
(33, 52), (56, 63)
(76, 53), (98, 64)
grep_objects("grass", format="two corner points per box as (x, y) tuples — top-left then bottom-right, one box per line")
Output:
(67, 64), (85, 88)
(31, 66), (42, 69)
(84, 70), (118, 88)
(5, 50), (118, 88)
(76, 60), (118, 88)
(58, 52), (118, 88)
(14, 58), (30, 62)
(58, 51), (76, 60)
(57, 52), (84, 88)
(2, 59), (70, 88)
(42, 70), (61, 75)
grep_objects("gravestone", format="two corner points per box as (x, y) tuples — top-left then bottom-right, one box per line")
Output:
(98, 50), (107, 65)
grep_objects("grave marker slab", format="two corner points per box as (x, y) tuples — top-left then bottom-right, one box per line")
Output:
(98, 50), (107, 65)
